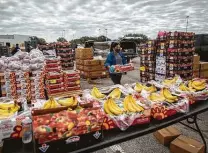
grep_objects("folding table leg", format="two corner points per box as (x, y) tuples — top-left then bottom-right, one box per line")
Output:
(179, 115), (207, 152)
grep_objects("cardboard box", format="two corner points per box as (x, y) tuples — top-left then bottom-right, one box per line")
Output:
(83, 65), (106, 72)
(154, 126), (181, 146)
(76, 48), (93, 60)
(200, 62), (208, 78)
(170, 135), (205, 153)
(193, 70), (200, 78)
(83, 71), (108, 78)
(200, 62), (208, 70)
(193, 64), (200, 71)
(84, 59), (100, 66)
(193, 55), (200, 64)
(100, 59), (105, 66)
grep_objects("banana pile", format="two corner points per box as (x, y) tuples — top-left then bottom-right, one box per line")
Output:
(179, 83), (195, 92)
(188, 80), (206, 91)
(134, 83), (143, 92)
(161, 88), (178, 103)
(0, 103), (20, 119)
(104, 98), (123, 116)
(91, 87), (106, 99)
(143, 85), (157, 93)
(148, 93), (165, 102)
(123, 95), (144, 113)
(43, 97), (58, 109)
(162, 76), (178, 86)
(108, 88), (121, 99)
(134, 83), (157, 93)
(57, 97), (78, 107)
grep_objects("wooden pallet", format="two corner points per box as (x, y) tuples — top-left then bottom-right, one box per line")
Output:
(48, 90), (82, 98)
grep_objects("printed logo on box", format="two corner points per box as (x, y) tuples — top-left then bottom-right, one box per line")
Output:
(39, 144), (49, 153)
(65, 136), (80, 144)
(93, 131), (101, 139)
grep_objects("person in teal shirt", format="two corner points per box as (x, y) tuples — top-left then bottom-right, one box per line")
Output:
(105, 42), (127, 84)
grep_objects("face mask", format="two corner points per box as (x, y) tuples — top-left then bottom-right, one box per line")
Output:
(115, 49), (120, 53)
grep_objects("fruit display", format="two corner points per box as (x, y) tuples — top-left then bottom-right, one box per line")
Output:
(57, 97), (78, 108)
(33, 108), (104, 143)
(161, 88), (178, 103)
(0, 102), (20, 119)
(104, 98), (123, 116)
(108, 88), (121, 99)
(133, 83), (157, 93)
(123, 94), (144, 113)
(162, 76), (179, 86)
(91, 87), (106, 99)
(42, 97), (59, 109)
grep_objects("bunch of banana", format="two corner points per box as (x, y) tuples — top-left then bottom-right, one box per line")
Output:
(43, 97), (58, 109)
(143, 85), (157, 93)
(108, 88), (121, 99)
(57, 97), (78, 107)
(161, 88), (178, 103)
(134, 83), (143, 92)
(188, 80), (206, 91)
(123, 94), (144, 113)
(162, 76), (178, 86)
(91, 87), (105, 99)
(0, 103), (20, 118)
(148, 93), (165, 102)
(104, 98), (123, 116)
(179, 83), (195, 92)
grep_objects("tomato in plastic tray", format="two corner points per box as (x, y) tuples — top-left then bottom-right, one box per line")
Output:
(65, 76), (80, 82)
(45, 67), (61, 72)
(64, 71), (80, 77)
(47, 78), (63, 84)
(47, 88), (65, 94)
(46, 72), (62, 79)
(46, 83), (64, 89)
(46, 59), (60, 64)
(65, 86), (80, 91)
(46, 63), (60, 68)
(64, 82), (78, 87)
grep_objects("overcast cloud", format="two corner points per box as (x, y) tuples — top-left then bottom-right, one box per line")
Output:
(0, 0), (208, 42)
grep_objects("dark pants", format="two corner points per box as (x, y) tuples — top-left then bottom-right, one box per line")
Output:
(110, 74), (122, 84)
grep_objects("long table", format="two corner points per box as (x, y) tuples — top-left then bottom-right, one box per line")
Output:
(2, 100), (208, 153)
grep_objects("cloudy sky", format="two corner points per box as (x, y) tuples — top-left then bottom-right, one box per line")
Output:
(0, 0), (208, 42)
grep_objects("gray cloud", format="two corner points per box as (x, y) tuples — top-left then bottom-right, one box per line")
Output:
(0, 0), (208, 41)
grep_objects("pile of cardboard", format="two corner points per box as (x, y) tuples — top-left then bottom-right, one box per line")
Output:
(193, 55), (208, 78)
(75, 48), (108, 79)
(154, 126), (205, 153)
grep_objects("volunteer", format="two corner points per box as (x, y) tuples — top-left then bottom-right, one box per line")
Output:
(105, 42), (126, 84)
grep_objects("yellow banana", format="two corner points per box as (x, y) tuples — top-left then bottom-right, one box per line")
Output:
(192, 80), (206, 86)
(162, 88), (177, 101)
(129, 95), (144, 112)
(107, 98), (123, 115)
(91, 87), (105, 99)
(43, 98), (52, 109)
(143, 85), (156, 93)
(149, 93), (165, 102)
(134, 83), (143, 92)
(0, 103), (15, 110)
(72, 98), (78, 107)
(104, 100), (113, 115)
(58, 97), (74, 107)
(109, 88), (121, 99)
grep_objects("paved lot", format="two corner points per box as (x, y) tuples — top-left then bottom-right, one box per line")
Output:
(80, 60), (208, 153)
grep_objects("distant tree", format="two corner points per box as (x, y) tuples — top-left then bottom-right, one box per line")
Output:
(71, 35), (111, 44)
(122, 33), (148, 44)
(37, 38), (46, 45)
(57, 37), (67, 42)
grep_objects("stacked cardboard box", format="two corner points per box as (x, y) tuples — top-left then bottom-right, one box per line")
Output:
(140, 40), (156, 82)
(75, 48), (108, 79)
(193, 55), (200, 77)
(200, 62), (208, 78)
(166, 32), (195, 80)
